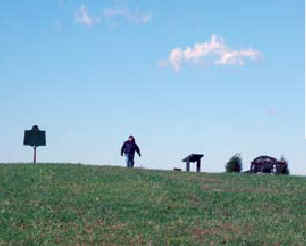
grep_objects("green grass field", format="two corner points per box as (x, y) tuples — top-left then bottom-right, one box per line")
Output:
(0, 164), (305, 245)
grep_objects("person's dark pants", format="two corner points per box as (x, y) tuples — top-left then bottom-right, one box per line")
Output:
(125, 154), (135, 168)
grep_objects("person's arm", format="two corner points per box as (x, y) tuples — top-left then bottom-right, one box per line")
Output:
(135, 144), (141, 157)
(121, 142), (125, 156)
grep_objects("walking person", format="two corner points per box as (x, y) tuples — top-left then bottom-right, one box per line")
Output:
(121, 136), (141, 168)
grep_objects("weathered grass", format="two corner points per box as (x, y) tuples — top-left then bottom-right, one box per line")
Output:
(0, 164), (305, 245)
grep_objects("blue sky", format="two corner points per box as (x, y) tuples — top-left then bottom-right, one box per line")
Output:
(1, 0), (305, 174)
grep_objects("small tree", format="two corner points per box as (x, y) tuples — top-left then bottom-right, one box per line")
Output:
(278, 155), (289, 174)
(279, 155), (287, 163)
(226, 154), (243, 173)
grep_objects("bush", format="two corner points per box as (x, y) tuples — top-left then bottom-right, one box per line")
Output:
(226, 154), (243, 172)
(278, 155), (290, 174)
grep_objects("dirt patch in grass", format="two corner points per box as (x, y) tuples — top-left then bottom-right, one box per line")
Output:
(188, 176), (222, 184)
(110, 223), (128, 231)
(189, 194), (201, 205)
(201, 184), (272, 193)
(192, 222), (253, 243)
(169, 173), (222, 184)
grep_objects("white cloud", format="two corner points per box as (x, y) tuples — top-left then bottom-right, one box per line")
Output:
(103, 8), (151, 24)
(165, 35), (262, 71)
(75, 5), (100, 27)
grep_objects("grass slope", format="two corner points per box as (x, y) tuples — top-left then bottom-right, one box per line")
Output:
(0, 164), (305, 245)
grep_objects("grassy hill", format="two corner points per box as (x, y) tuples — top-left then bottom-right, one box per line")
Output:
(0, 164), (305, 245)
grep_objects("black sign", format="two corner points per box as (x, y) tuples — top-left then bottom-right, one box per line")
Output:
(23, 125), (46, 147)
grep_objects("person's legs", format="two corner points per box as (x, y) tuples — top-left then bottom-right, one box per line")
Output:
(126, 154), (135, 168)
(125, 154), (131, 167)
(130, 155), (135, 167)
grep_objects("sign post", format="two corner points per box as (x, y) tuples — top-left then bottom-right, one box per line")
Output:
(34, 146), (37, 164)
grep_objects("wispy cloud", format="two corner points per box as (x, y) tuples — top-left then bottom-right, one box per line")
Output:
(266, 107), (278, 117)
(75, 5), (100, 27)
(103, 7), (151, 24)
(163, 35), (262, 72)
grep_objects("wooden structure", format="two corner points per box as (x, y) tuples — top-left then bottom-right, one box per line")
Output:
(182, 154), (204, 172)
(250, 155), (288, 174)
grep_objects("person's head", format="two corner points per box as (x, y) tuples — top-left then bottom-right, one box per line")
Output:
(32, 125), (39, 131)
(128, 135), (136, 143)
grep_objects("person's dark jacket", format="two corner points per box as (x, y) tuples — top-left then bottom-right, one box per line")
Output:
(121, 140), (141, 157)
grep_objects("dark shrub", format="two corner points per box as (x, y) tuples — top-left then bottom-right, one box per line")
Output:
(226, 154), (243, 172)
(277, 155), (289, 174)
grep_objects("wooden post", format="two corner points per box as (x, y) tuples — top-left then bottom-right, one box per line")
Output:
(186, 161), (190, 172)
(196, 160), (201, 172)
(33, 146), (37, 165)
